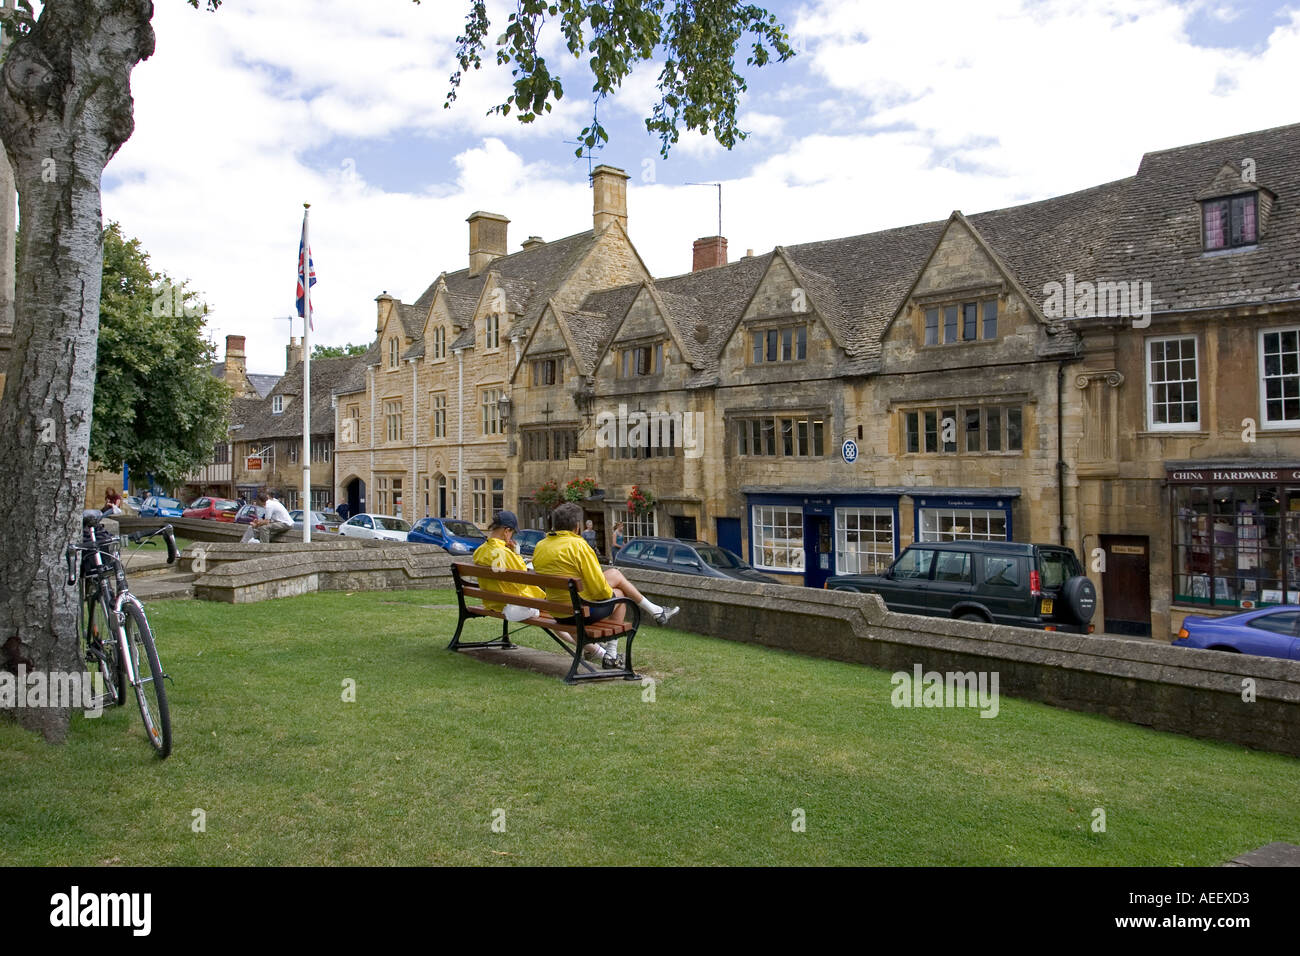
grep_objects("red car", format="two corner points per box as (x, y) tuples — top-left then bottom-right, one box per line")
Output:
(183, 497), (239, 521)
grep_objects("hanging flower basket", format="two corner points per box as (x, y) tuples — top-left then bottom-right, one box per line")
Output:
(535, 479), (561, 511)
(563, 477), (597, 502)
(627, 485), (656, 516)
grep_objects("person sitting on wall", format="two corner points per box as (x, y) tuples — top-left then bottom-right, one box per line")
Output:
(532, 502), (679, 669)
(242, 491), (293, 544)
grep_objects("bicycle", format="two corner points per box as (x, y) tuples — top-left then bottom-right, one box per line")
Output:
(65, 509), (179, 758)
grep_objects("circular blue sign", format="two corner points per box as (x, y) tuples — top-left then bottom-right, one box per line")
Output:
(842, 439), (858, 464)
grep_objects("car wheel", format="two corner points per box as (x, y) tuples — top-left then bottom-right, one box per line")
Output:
(1058, 575), (1098, 624)
(1207, 645), (1241, 653)
(958, 612), (987, 623)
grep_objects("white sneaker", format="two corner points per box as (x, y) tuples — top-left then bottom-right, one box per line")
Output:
(654, 606), (679, 626)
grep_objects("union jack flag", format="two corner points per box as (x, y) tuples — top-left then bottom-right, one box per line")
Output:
(296, 212), (316, 329)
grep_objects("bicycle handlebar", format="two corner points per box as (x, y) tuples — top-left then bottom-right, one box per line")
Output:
(162, 524), (178, 565)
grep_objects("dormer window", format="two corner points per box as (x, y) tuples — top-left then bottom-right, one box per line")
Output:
(1202, 193), (1257, 251)
(388, 338), (400, 368)
(485, 314), (501, 350)
(531, 357), (563, 386)
(923, 299), (998, 346)
(432, 326), (446, 360)
(272, 395), (283, 414)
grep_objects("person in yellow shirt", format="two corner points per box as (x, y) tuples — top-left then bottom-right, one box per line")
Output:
(532, 502), (679, 668)
(471, 511), (545, 622)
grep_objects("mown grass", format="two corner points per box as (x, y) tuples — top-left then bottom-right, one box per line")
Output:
(1, 589), (1296, 866)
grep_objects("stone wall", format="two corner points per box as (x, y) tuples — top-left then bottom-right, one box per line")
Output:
(619, 567), (1300, 759)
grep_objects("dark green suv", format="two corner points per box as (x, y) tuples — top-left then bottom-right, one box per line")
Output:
(826, 540), (1096, 634)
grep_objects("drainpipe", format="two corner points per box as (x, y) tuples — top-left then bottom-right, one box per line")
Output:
(1057, 360), (1067, 547)
(455, 348), (464, 520)
(367, 365), (375, 512)
(411, 356), (418, 519)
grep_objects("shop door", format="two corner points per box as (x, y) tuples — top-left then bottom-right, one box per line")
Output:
(803, 515), (833, 589)
(716, 518), (741, 557)
(1101, 535), (1151, 636)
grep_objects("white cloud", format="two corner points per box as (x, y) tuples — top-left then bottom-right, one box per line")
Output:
(99, 0), (1300, 378)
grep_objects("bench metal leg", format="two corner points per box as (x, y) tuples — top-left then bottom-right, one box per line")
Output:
(447, 614), (521, 652)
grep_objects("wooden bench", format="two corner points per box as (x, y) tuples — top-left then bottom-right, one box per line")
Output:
(449, 562), (643, 684)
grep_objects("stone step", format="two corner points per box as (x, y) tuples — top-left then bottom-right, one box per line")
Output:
(132, 577), (196, 601)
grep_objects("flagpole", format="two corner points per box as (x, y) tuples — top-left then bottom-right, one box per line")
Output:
(301, 203), (312, 543)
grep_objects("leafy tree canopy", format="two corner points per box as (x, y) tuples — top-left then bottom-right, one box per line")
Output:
(93, 223), (231, 486)
(312, 342), (369, 359)
(436, 0), (794, 156)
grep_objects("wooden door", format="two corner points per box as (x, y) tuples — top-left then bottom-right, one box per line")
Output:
(1101, 535), (1151, 636)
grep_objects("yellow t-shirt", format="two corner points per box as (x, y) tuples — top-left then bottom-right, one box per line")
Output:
(531, 530), (614, 605)
(472, 537), (545, 612)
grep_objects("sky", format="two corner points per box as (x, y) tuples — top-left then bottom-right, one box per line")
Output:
(100, 0), (1300, 376)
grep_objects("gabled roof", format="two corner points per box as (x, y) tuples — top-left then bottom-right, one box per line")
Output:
(651, 252), (774, 368)
(564, 284), (643, 373)
(1094, 120), (1300, 312)
(237, 354), (366, 440)
(247, 373), (281, 398)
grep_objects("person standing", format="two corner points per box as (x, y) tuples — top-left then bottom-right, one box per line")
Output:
(581, 518), (599, 555)
(336, 501), (350, 521)
(611, 521), (625, 559)
(242, 492), (293, 544)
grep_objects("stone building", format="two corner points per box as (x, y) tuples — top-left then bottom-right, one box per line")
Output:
(331, 165), (649, 523)
(506, 122), (1300, 640)
(228, 341), (361, 510)
(336, 122), (1299, 641)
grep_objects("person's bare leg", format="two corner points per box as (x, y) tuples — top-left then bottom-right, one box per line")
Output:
(604, 569), (643, 603)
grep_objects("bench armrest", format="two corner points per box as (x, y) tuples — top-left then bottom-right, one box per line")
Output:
(607, 595), (642, 630)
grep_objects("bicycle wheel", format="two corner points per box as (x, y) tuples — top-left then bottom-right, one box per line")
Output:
(118, 597), (172, 758)
(83, 587), (124, 707)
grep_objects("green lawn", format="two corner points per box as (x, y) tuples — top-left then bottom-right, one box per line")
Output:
(2, 589), (1296, 866)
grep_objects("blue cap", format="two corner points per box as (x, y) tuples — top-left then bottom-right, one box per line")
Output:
(491, 510), (519, 531)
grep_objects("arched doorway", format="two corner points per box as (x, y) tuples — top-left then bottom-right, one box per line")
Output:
(344, 476), (366, 516)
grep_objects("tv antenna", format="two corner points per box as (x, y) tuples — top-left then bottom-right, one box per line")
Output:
(685, 182), (723, 236)
(564, 138), (604, 178)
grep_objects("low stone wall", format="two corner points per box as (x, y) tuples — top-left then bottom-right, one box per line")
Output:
(116, 515), (335, 544)
(619, 568), (1300, 759)
(192, 543), (454, 603)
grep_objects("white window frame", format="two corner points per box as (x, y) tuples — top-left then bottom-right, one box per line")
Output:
(272, 395), (283, 415)
(1259, 326), (1300, 429)
(834, 508), (895, 576)
(612, 506), (657, 540)
(918, 508), (1007, 542)
(1146, 335), (1200, 432)
(751, 505), (804, 572)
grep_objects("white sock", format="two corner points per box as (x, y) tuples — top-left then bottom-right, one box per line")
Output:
(638, 597), (663, 616)
(604, 639), (618, 657)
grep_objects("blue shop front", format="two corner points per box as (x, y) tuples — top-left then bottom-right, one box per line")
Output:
(743, 486), (1019, 588)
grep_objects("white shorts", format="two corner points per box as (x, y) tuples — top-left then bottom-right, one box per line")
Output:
(503, 604), (541, 622)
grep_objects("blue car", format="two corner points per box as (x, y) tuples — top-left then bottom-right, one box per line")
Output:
(1174, 606), (1300, 661)
(514, 528), (546, 557)
(407, 517), (487, 555)
(139, 495), (184, 518)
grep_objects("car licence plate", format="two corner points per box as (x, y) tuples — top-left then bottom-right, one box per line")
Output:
(1040, 599), (1054, 615)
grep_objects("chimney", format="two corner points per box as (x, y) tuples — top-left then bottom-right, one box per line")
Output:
(224, 334), (247, 394)
(286, 335), (303, 370)
(467, 211), (510, 276)
(692, 236), (728, 272)
(521, 236), (546, 252)
(591, 165), (629, 233)
(375, 291), (394, 335)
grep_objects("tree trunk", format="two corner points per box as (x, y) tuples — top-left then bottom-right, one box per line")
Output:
(0, 1), (154, 742)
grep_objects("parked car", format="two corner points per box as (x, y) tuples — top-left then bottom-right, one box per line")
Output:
(290, 509), (341, 533)
(337, 514), (411, 542)
(613, 537), (772, 582)
(514, 528), (546, 557)
(139, 495), (184, 518)
(233, 504), (265, 525)
(407, 517), (486, 554)
(123, 495), (143, 515)
(183, 497), (239, 520)
(826, 540), (1096, 634)
(1173, 606), (1300, 660)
